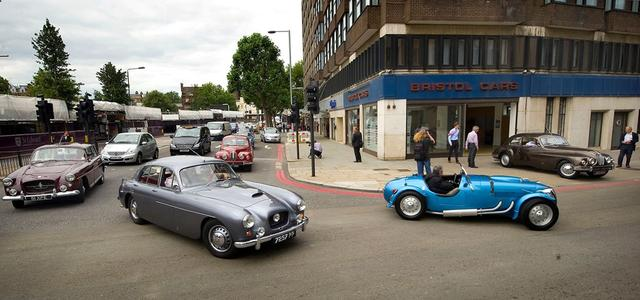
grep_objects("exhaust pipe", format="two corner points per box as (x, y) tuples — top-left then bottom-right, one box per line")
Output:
(442, 201), (511, 217)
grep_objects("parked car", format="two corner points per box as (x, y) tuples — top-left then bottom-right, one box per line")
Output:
(492, 133), (615, 179)
(206, 121), (232, 141)
(117, 156), (309, 258)
(260, 127), (281, 143)
(3, 143), (104, 208)
(230, 122), (239, 133)
(170, 125), (211, 156)
(101, 132), (159, 164)
(215, 135), (254, 171)
(237, 127), (256, 149)
(383, 165), (559, 231)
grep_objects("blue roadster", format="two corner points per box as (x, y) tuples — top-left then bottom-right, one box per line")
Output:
(383, 165), (559, 231)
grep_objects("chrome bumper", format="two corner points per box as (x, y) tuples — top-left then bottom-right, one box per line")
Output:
(234, 216), (309, 250)
(2, 190), (81, 201)
(573, 164), (614, 172)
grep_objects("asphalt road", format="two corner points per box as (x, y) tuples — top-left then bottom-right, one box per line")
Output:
(1, 137), (639, 299)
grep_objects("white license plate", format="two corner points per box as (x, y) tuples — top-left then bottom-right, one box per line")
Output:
(593, 170), (606, 175)
(273, 231), (296, 244)
(111, 157), (120, 160)
(180, 149), (189, 152)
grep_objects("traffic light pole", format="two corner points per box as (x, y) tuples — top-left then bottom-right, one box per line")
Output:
(309, 112), (315, 177)
(295, 122), (300, 160)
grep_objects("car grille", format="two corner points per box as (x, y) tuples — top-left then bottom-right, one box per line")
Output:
(108, 151), (125, 156)
(176, 144), (191, 149)
(596, 154), (605, 165)
(269, 211), (289, 229)
(23, 180), (56, 195)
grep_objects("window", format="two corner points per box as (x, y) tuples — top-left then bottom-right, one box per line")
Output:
(397, 38), (406, 67)
(545, 97), (554, 133)
(472, 38), (481, 66)
(510, 136), (522, 146)
(551, 39), (559, 67)
(499, 38), (510, 66)
(411, 38), (422, 67)
(588, 112), (604, 147)
(558, 98), (567, 136)
(577, 0), (597, 5)
(442, 38), (451, 66)
(633, 0), (639, 12)
(457, 39), (466, 66)
(571, 41), (580, 69)
(139, 165), (161, 186)
(540, 39), (549, 67)
(160, 168), (174, 188)
(427, 38), (436, 66)
(363, 105), (377, 152)
(615, 0), (625, 9)
(486, 38), (496, 66)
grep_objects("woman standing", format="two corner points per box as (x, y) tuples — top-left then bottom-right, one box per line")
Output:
(414, 127), (435, 176)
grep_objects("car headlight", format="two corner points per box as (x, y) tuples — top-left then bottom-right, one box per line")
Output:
(193, 143), (201, 148)
(3, 177), (14, 187)
(65, 174), (76, 182)
(605, 156), (613, 163)
(588, 157), (597, 165)
(580, 159), (588, 166)
(239, 153), (245, 159)
(242, 214), (255, 229)
(170, 143), (176, 149)
(126, 148), (136, 154)
(222, 153), (228, 160)
(8, 188), (17, 196)
(297, 199), (306, 212)
(59, 184), (68, 192)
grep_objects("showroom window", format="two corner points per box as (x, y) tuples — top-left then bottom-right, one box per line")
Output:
(558, 98), (567, 136)
(347, 109), (360, 146)
(588, 112), (604, 147)
(363, 105), (378, 153)
(545, 97), (554, 133)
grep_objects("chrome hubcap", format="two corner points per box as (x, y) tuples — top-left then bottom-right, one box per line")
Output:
(560, 163), (575, 176)
(208, 225), (231, 252)
(501, 154), (510, 166)
(529, 204), (553, 227)
(130, 199), (138, 219)
(399, 196), (421, 217)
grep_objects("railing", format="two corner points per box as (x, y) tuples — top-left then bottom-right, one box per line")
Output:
(0, 149), (33, 178)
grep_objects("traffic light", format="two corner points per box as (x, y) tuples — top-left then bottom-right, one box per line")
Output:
(76, 100), (85, 123)
(35, 96), (53, 132)
(291, 101), (300, 125)
(306, 81), (319, 114)
(84, 99), (96, 126)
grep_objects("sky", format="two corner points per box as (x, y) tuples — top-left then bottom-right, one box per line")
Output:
(0, 0), (303, 95)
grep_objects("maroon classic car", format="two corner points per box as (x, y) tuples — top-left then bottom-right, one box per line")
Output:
(215, 135), (254, 171)
(492, 133), (615, 179)
(3, 143), (104, 208)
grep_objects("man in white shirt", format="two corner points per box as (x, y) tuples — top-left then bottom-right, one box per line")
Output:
(618, 126), (638, 168)
(465, 126), (480, 168)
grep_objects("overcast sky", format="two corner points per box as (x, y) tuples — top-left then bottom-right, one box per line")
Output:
(0, 0), (303, 95)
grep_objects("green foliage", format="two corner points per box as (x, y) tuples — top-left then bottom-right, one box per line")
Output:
(227, 33), (289, 126)
(142, 90), (178, 112)
(29, 19), (79, 105)
(97, 62), (129, 104)
(165, 91), (181, 103)
(192, 83), (236, 110)
(0, 75), (10, 94)
(287, 60), (304, 108)
(93, 90), (104, 100)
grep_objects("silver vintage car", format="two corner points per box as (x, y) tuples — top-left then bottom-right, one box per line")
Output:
(117, 156), (309, 258)
(101, 132), (159, 164)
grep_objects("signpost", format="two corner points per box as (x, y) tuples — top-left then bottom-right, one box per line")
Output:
(306, 81), (319, 177)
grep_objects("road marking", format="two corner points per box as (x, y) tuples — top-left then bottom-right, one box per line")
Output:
(555, 178), (640, 193)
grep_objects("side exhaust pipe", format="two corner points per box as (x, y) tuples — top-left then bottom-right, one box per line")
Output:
(442, 201), (513, 217)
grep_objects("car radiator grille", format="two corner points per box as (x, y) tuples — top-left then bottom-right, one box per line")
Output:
(22, 180), (56, 195)
(176, 144), (191, 149)
(108, 151), (125, 156)
(269, 211), (289, 229)
(596, 154), (605, 165)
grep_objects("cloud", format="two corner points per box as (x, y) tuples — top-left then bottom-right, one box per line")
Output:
(0, 0), (303, 95)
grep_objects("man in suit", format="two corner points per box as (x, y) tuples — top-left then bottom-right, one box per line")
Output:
(352, 126), (363, 163)
(426, 165), (456, 194)
(618, 126), (638, 168)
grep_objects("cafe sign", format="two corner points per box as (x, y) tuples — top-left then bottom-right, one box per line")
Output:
(410, 81), (519, 92)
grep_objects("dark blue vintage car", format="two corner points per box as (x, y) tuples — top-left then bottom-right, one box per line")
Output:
(383, 165), (559, 231)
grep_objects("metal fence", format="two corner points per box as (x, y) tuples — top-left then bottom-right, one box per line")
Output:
(0, 150), (33, 178)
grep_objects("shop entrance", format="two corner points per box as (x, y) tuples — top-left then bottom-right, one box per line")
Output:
(611, 111), (628, 149)
(465, 106), (495, 154)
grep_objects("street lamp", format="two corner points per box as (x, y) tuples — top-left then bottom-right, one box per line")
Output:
(126, 66), (145, 102)
(267, 30), (293, 107)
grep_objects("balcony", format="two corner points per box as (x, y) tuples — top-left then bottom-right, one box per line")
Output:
(403, 0), (525, 25)
(605, 10), (640, 35)
(346, 6), (381, 52)
(536, 3), (604, 31)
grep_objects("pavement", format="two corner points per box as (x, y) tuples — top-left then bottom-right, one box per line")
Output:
(285, 136), (640, 192)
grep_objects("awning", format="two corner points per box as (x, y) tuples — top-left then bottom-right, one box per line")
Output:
(178, 109), (201, 120)
(0, 95), (71, 121)
(124, 105), (162, 120)
(93, 100), (125, 112)
(162, 114), (180, 121)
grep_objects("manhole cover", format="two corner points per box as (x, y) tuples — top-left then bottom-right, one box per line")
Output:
(397, 169), (411, 172)
(373, 168), (390, 171)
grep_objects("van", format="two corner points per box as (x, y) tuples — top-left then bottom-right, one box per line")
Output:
(206, 121), (232, 141)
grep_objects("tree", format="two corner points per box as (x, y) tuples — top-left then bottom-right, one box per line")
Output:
(29, 19), (79, 106)
(192, 83), (237, 110)
(93, 90), (104, 101)
(0, 75), (10, 94)
(227, 33), (289, 126)
(96, 62), (129, 104)
(142, 90), (178, 112)
(165, 91), (181, 103)
(287, 60), (304, 109)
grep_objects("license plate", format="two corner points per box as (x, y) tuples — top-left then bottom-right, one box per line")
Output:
(273, 231), (296, 244)
(593, 170), (606, 175)
(180, 149), (189, 152)
(112, 157), (120, 160)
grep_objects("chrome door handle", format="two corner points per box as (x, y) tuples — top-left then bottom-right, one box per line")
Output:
(152, 189), (157, 192)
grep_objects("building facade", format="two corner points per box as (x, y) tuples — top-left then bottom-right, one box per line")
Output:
(302, 0), (640, 160)
(180, 83), (198, 110)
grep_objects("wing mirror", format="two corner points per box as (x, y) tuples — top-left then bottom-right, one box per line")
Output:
(171, 184), (181, 192)
(169, 134), (174, 138)
(141, 141), (148, 145)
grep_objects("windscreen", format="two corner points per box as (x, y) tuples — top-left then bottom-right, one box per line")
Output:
(175, 127), (200, 138)
(179, 163), (239, 188)
(32, 147), (86, 161)
(111, 134), (140, 144)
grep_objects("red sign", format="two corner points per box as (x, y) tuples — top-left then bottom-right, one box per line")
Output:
(410, 81), (518, 92)
(347, 90), (369, 101)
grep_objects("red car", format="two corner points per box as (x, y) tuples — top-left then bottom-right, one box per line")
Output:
(2, 143), (104, 208)
(215, 135), (254, 171)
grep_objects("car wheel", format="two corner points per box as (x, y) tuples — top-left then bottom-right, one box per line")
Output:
(587, 171), (608, 178)
(500, 153), (512, 168)
(153, 148), (159, 159)
(202, 220), (238, 258)
(128, 196), (148, 225)
(76, 182), (86, 203)
(12, 200), (25, 209)
(97, 171), (104, 185)
(135, 153), (143, 165)
(557, 161), (578, 179)
(520, 199), (559, 231)
(394, 192), (425, 220)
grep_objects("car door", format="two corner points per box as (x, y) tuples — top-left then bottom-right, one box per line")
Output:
(85, 146), (102, 186)
(155, 167), (203, 238)
(508, 136), (523, 165)
(458, 176), (500, 210)
(202, 127), (211, 150)
(518, 136), (537, 167)
(134, 165), (164, 224)
(142, 134), (153, 158)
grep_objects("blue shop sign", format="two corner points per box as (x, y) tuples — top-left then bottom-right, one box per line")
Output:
(329, 99), (337, 108)
(386, 74), (524, 100)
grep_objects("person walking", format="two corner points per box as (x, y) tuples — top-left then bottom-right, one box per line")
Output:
(352, 126), (363, 163)
(617, 126), (638, 168)
(414, 127), (435, 176)
(447, 121), (460, 163)
(465, 126), (479, 168)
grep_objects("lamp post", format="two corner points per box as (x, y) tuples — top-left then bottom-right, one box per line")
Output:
(267, 30), (293, 107)
(126, 66), (145, 102)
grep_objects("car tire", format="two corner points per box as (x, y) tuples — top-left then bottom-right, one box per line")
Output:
(12, 200), (25, 209)
(394, 192), (425, 220)
(76, 181), (86, 203)
(520, 199), (559, 231)
(499, 153), (512, 168)
(128, 196), (148, 225)
(135, 153), (142, 165)
(202, 220), (238, 258)
(97, 170), (105, 185)
(153, 148), (159, 159)
(587, 171), (608, 178)
(557, 161), (578, 179)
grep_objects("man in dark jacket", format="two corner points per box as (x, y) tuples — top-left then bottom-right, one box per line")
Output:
(352, 126), (363, 163)
(618, 126), (638, 168)
(426, 165), (456, 194)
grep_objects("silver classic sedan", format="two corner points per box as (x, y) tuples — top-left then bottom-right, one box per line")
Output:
(118, 156), (308, 258)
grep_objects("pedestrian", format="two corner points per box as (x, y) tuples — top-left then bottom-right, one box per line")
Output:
(60, 130), (74, 143)
(617, 126), (638, 168)
(414, 127), (435, 176)
(447, 121), (460, 163)
(352, 126), (363, 163)
(465, 126), (479, 168)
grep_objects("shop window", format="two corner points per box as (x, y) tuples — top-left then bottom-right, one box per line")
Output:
(545, 97), (554, 133)
(457, 39), (466, 66)
(442, 38), (452, 66)
(471, 38), (481, 66)
(427, 38), (437, 67)
(558, 98), (567, 137)
(347, 109), (360, 146)
(588, 112), (603, 147)
(363, 105), (377, 153)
